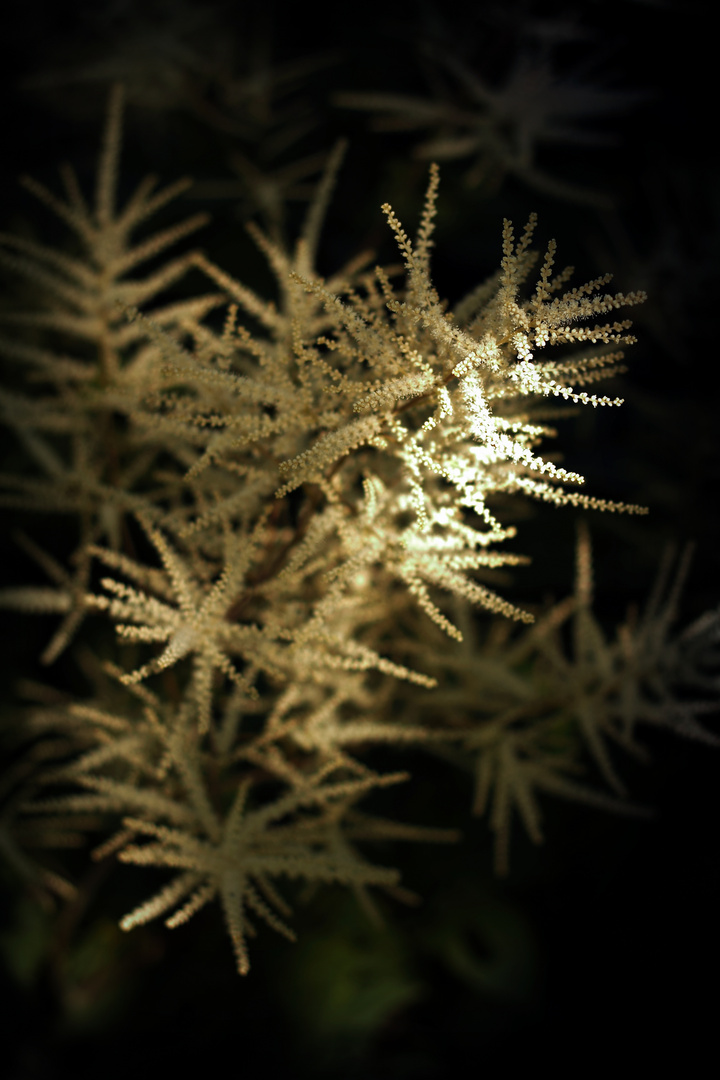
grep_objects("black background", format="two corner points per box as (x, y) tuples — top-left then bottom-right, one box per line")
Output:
(0, 2), (717, 1076)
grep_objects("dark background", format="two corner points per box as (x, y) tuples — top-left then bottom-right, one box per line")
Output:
(0, 1), (717, 1075)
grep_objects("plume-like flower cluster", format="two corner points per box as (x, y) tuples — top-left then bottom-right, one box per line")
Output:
(1, 88), (717, 977)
